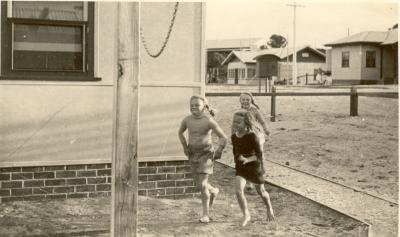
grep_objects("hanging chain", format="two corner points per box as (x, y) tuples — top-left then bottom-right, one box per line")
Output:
(140, 2), (179, 58)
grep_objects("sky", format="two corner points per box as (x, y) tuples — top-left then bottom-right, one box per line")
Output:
(205, 0), (398, 48)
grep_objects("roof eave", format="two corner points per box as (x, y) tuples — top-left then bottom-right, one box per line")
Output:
(324, 41), (384, 47)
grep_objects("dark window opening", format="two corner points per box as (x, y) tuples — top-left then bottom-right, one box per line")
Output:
(1, 1), (98, 81)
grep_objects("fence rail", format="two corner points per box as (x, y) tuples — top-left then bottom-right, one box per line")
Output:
(205, 87), (398, 122)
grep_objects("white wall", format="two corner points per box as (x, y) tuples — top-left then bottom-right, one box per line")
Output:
(0, 2), (205, 166)
(139, 2), (204, 161)
(360, 45), (381, 81)
(331, 45), (362, 81)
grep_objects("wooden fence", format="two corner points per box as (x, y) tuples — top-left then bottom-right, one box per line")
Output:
(206, 87), (398, 122)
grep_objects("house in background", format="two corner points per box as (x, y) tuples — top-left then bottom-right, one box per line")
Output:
(220, 50), (258, 84)
(254, 45), (326, 85)
(206, 38), (261, 83)
(324, 29), (398, 85)
(221, 45), (326, 85)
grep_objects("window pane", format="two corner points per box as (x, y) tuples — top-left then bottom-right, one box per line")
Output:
(366, 51), (376, 68)
(342, 52), (349, 67)
(13, 24), (83, 71)
(12, 1), (84, 21)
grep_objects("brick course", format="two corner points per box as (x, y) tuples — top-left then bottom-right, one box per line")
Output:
(0, 160), (196, 203)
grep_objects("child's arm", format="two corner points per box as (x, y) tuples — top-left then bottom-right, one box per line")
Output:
(209, 119), (228, 160)
(242, 156), (257, 164)
(254, 109), (270, 136)
(178, 118), (190, 156)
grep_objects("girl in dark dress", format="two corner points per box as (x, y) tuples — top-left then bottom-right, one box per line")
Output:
(231, 110), (275, 226)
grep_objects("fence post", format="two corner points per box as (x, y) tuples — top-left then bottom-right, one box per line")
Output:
(270, 86), (276, 122)
(350, 86), (358, 116)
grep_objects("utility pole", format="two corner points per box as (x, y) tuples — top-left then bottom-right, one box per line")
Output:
(112, 2), (139, 236)
(287, 2), (304, 85)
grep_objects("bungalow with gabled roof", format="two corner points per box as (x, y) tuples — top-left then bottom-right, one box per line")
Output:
(221, 45), (326, 85)
(206, 38), (262, 83)
(324, 29), (398, 84)
(253, 45), (326, 84)
(221, 50), (258, 84)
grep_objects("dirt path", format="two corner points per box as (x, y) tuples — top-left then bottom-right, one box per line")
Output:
(0, 163), (367, 237)
(218, 158), (397, 237)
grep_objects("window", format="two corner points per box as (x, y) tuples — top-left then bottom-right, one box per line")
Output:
(247, 68), (256, 78)
(366, 51), (376, 68)
(341, 51), (349, 68)
(301, 52), (309, 58)
(240, 68), (245, 78)
(1, 1), (98, 81)
(228, 69), (235, 78)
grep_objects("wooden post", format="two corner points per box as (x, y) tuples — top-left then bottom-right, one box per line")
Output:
(265, 77), (268, 92)
(270, 86), (276, 122)
(350, 86), (358, 116)
(259, 76), (261, 93)
(112, 2), (139, 237)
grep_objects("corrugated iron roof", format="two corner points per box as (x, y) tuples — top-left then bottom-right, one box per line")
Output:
(253, 45), (325, 60)
(206, 38), (262, 50)
(381, 29), (398, 45)
(222, 45), (326, 65)
(324, 31), (388, 46)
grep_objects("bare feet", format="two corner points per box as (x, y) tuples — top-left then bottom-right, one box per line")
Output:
(241, 213), (251, 227)
(209, 187), (219, 208)
(266, 208), (275, 222)
(199, 216), (210, 224)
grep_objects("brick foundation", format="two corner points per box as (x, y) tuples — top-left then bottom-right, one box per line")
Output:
(0, 160), (197, 203)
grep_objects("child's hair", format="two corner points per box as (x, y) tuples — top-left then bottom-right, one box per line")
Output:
(233, 110), (256, 132)
(239, 92), (260, 110)
(190, 95), (216, 117)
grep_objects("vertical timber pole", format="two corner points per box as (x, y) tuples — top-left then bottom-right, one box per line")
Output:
(270, 86), (276, 122)
(112, 2), (139, 237)
(350, 86), (358, 116)
(259, 76), (261, 93)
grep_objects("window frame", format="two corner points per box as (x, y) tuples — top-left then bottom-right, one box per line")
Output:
(1, 1), (99, 81)
(228, 69), (234, 79)
(240, 68), (245, 79)
(247, 68), (255, 78)
(366, 50), (376, 68)
(341, 51), (350, 68)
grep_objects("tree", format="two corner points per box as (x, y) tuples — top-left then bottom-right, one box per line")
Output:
(267, 34), (287, 48)
(207, 51), (227, 67)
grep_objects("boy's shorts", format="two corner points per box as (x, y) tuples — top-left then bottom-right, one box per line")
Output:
(188, 147), (214, 174)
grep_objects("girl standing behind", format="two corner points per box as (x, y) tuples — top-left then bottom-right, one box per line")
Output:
(178, 95), (228, 223)
(231, 110), (275, 226)
(236, 92), (270, 192)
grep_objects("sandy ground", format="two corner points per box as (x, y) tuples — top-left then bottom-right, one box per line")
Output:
(0, 163), (366, 237)
(208, 93), (398, 201)
(0, 88), (396, 236)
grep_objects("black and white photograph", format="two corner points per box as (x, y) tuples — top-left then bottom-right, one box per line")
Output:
(0, 1), (398, 236)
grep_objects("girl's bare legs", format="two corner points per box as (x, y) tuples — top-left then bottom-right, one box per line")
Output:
(198, 174), (211, 222)
(208, 183), (219, 209)
(235, 176), (250, 226)
(255, 184), (275, 221)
